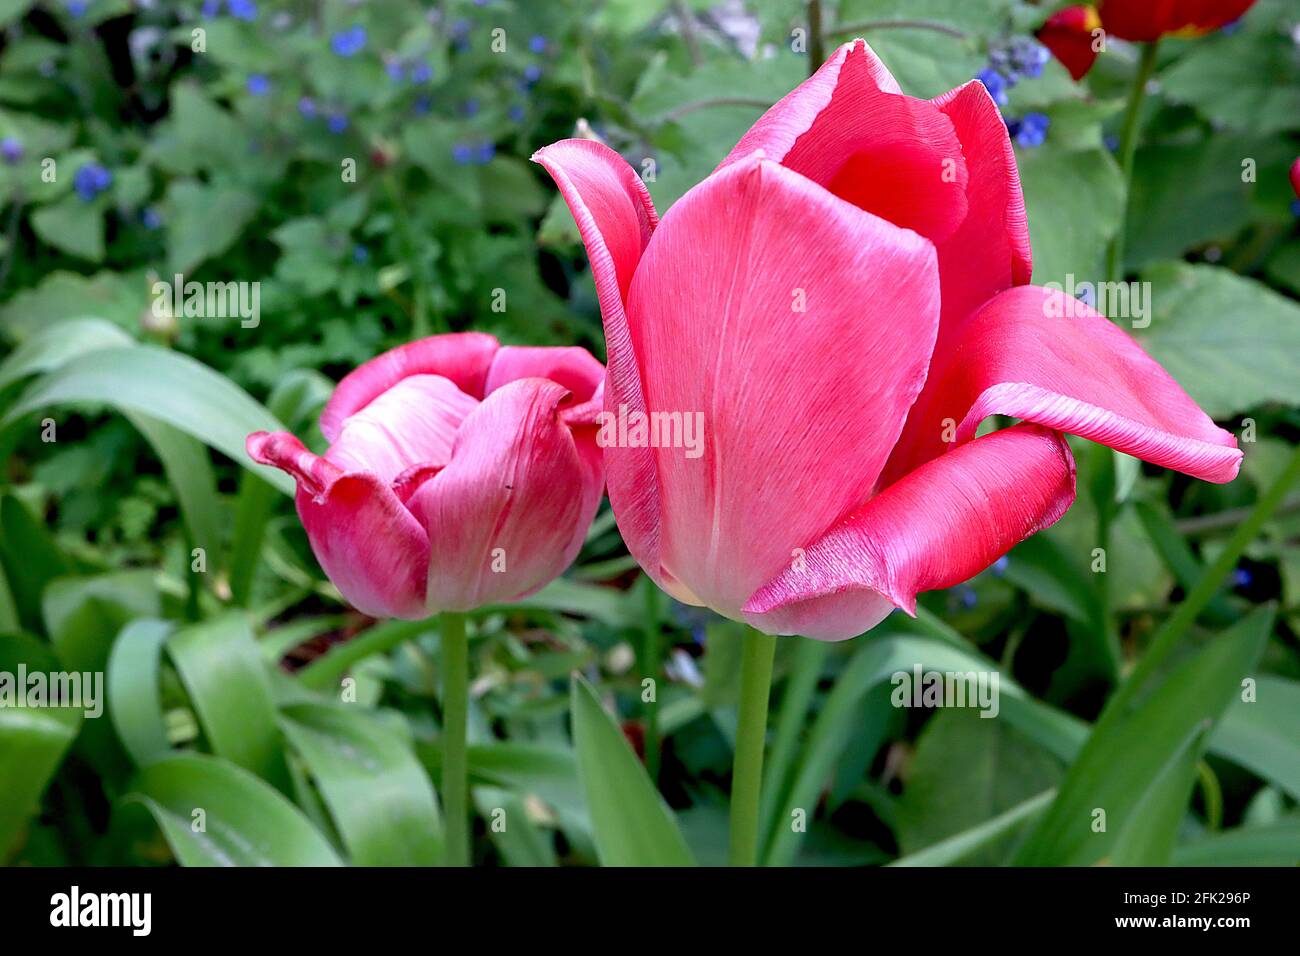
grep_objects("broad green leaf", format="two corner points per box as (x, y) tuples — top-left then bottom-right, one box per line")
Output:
(1015, 607), (1274, 865)
(43, 571), (160, 672)
(1172, 817), (1300, 867)
(280, 703), (442, 866)
(0, 270), (145, 344)
(0, 706), (81, 861)
(1108, 727), (1206, 866)
(1138, 262), (1300, 419)
(468, 742), (586, 828)
(126, 412), (223, 580)
(897, 708), (1063, 864)
(3, 345), (293, 494)
(31, 195), (104, 261)
(0, 495), (73, 634)
(1209, 675), (1300, 800)
(763, 633), (1078, 866)
(1159, 0), (1300, 136)
(474, 786), (557, 867)
(167, 613), (287, 786)
(107, 619), (174, 767)
(890, 790), (1055, 867)
(1020, 146), (1124, 287)
(0, 316), (132, 392)
(122, 753), (342, 866)
(570, 675), (694, 866)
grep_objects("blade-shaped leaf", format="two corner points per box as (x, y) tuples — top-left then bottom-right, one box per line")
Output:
(1015, 606), (1274, 865)
(280, 702), (442, 866)
(122, 753), (342, 866)
(570, 675), (694, 866)
(2, 345), (293, 494)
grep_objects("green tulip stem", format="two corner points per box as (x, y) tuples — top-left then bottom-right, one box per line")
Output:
(729, 628), (777, 866)
(1106, 40), (1160, 284)
(441, 611), (470, 866)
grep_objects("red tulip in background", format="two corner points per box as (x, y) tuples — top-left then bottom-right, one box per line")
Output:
(1036, 5), (1103, 80)
(247, 334), (605, 618)
(537, 39), (1240, 642)
(1098, 0), (1257, 41)
(1038, 1), (1258, 80)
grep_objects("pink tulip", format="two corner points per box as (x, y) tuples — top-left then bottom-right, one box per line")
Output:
(535, 39), (1241, 642)
(247, 334), (605, 618)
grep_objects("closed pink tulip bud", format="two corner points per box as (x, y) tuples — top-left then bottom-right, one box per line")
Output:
(247, 334), (605, 618)
(536, 39), (1240, 642)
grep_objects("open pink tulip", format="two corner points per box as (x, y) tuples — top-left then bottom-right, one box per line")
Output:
(247, 334), (605, 619)
(535, 39), (1241, 642)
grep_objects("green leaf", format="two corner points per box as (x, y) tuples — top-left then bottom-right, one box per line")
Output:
(1209, 675), (1300, 800)
(763, 633), (1078, 866)
(0, 494), (73, 633)
(0, 706), (81, 861)
(1159, 1), (1300, 136)
(1015, 606), (1274, 865)
(569, 675), (694, 866)
(31, 195), (104, 261)
(474, 786), (557, 866)
(896, 708), (1063, 864)
(1172, 817), (1300, 867)
(122, 753), (342, 866)
(1137, 262), (1300, 419)
(106, 619), (174, 767)
(280, 703), (442, 866)
(1108, 726), (1206, 866)
(126, 412), (222, 579)
(3, 345), (293, 494)
(166, 613), (288, 786)
(890, 790), (1055, 867)
(0, 316), (133, 392)
(164, 180), (261, 275)
(468, 742), (586, 825)
(1020, 146), (1124, 287)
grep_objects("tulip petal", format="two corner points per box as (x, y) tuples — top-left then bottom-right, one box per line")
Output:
(324, 374), (479, 485)
(532, 138), (673, 592)
(404, 379), (603, 611)
(319, 332), (498, 442)
(485, 344), (605, 405)
(744, 424), (1076, 640)
(719, 39), (901, 171)
(720, 39), (969, 244)
(247, 431), (430, 619)
(878, 79), (1036, 487)
(888, 285), (1242, 484)
(627, 154), (941, 619)
(930, 79), (1033, 332)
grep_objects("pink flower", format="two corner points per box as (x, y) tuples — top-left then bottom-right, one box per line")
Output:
(535, 39), (1240, 641)
(247, 334), (605, 618)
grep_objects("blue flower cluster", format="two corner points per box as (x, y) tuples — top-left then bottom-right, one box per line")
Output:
(387, 58), (434, 84)
(976, 35), (1051, 107)
(1006, 112), (1051, 149)
(1, 137), (22, 164)
(330, 25), (367, 58)
(247, 73), (270, 96)
(73, 162), (113, 202)
(452, 142), (496, 166)
(202, 0), (257, 20)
